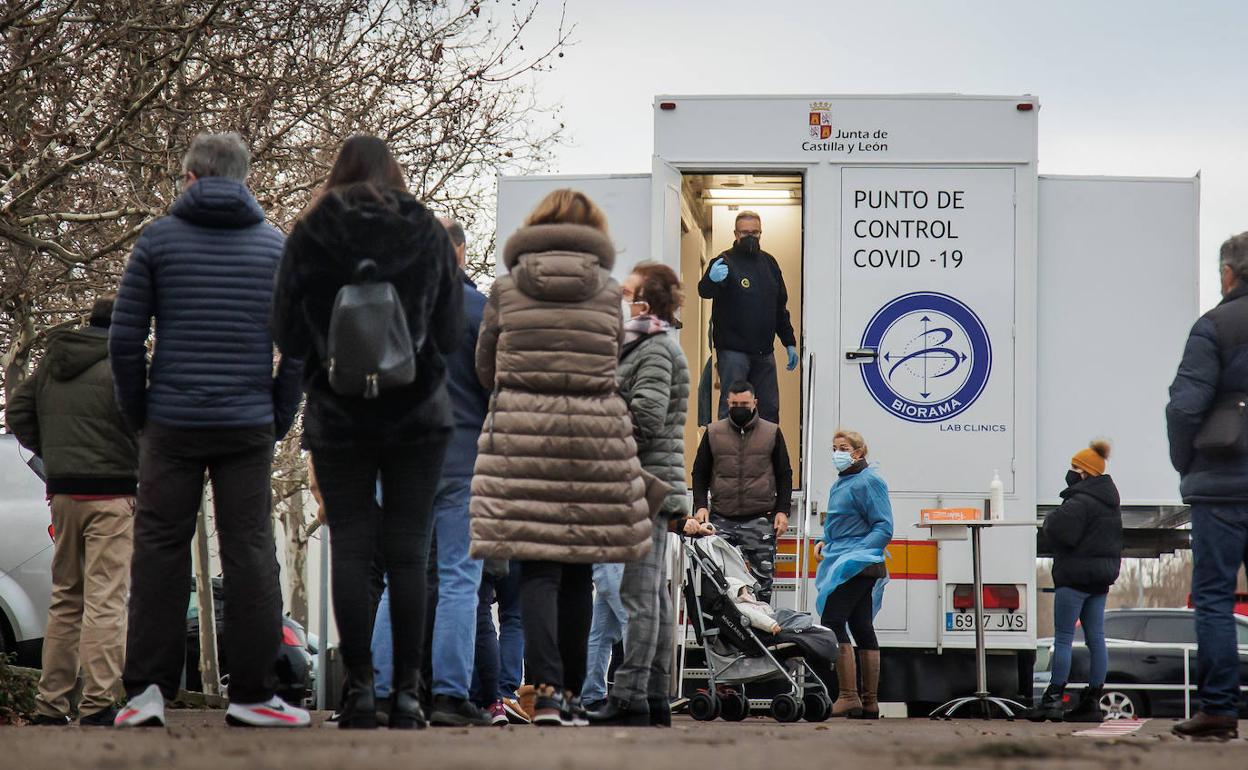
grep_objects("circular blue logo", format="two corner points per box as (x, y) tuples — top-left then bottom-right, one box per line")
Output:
(859, 292), (992, 423)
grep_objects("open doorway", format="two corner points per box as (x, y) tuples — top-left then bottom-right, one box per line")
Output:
(676, 172), (804, 489)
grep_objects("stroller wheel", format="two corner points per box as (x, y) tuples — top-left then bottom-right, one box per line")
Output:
(771, 693), (804, 723)
(719, 690), (749, 722)
(803, 691), (832, 722)
(689, 691), (721, 721)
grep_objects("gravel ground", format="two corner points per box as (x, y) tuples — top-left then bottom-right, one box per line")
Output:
(3, 711), (1246, 770)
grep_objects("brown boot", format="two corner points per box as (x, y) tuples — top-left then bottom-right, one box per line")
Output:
(830, 644), (863, 718)
(1172, 711), (1238, 741)
(855, 649), (880, 720)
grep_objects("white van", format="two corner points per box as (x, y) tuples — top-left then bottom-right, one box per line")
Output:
(0, 434), (54, 667)
(496, 94), (1199, 707)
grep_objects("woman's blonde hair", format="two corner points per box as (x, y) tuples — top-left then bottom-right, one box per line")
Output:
(524, 188), (608, 233)
(833, 429), (869, 459)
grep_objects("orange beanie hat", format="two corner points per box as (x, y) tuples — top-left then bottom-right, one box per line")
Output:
(1071, 439), (1111, 477)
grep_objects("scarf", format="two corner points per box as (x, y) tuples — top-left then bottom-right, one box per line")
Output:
(623, 314), (672, 345)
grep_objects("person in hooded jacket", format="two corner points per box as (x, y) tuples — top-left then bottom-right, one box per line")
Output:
(813, 430), (893, 719)
(1028, 439), (1122, 723)
(109, 133), (306, 729)
(469, 189), (668, 727)
(271, 135), (463, 730)
(6, 296), (138, 727)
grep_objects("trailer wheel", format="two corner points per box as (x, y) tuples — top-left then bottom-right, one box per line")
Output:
(720, 690), (749, 721)
(689, 691), (721, 721)
(771, 693), (804, 723)
(803, 692), (832, 722)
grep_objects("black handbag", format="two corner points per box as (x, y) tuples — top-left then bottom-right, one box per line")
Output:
(1194, 392), (1248, 456)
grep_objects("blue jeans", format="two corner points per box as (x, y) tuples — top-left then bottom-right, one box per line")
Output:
(716, 349), (780, 423)
(1191, 504), (1248, 716)
(429, 476), (482, 698)
(1050, 587), (1107, 688)
(371, 586), (394, 698)
(580, 562), (626, 703)
(471, 561), (524, 706)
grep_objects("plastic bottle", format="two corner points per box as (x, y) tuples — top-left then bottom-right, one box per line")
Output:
(989, 470), (1005, 521)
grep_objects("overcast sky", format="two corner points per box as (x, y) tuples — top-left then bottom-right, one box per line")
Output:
(518, 0), (1246, 309)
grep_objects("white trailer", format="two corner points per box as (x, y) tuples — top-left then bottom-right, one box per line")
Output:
(496, 94), (1199, 708)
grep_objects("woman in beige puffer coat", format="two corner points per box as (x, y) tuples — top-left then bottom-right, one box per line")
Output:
(469, 189), (665, 724)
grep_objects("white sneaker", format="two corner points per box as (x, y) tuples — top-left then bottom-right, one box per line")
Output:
(114, 684), (167, 728)
(225, 696), (311, 728)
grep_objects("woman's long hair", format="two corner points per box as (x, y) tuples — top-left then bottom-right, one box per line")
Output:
(303, 135), (407, 217)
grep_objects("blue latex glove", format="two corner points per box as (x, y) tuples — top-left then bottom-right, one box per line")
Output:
(708, 259), (729, 283)
(786, 346), (799, 371)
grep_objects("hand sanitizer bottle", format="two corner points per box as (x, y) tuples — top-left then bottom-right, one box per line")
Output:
(989, 470), (1005, 521)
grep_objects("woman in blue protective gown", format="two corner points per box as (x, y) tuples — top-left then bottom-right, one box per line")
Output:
(814, 429), (893, 719)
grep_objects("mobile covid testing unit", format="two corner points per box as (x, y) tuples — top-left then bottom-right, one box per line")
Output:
(496, 94), (1200, 710)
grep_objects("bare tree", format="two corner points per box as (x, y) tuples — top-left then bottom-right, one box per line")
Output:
(2, 0), (569, 619)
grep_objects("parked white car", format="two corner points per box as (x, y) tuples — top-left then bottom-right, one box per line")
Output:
(0, 434), (53, 666)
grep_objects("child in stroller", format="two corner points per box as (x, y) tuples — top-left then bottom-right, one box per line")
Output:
(681, 535), (840, 722)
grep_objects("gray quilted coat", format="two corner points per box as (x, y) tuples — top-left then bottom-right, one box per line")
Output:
(618, 332), (689, 516)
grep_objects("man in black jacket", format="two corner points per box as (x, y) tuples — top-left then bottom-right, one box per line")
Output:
(109, 133), (307, 729)
(1165, 231), (1248, 741)
(698, 211), (798, 424)
(6, 297), (137, 727)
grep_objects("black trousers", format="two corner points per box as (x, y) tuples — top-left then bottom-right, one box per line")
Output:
(518, 561), (593, 693)
(312, 437), (447, 673)
(820, 574), (879, 650)
(124, 423), (279, 703)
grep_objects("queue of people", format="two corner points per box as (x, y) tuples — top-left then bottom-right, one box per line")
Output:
(6, 127), (1241, 739)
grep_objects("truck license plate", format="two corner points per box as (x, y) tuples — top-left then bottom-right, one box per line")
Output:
(946, 611), (1027, 632)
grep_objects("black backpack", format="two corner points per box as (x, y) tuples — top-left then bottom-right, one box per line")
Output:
(324, 259), (419, 398)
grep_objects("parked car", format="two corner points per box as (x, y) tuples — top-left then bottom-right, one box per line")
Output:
(1036, 608), (1248, 718)
(0, 435), (53, 667)
(185, 576), (314, 706)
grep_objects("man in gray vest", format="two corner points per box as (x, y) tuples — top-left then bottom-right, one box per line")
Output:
(691, 380), (793, 602)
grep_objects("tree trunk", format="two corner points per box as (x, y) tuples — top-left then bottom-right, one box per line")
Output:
(282, 489), (309, 627)
(193, 488), (221, 696)
(2, 296), (36, 406)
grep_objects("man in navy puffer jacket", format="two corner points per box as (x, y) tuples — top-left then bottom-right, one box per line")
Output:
(1166, 231), (1248, 741)
(109, 133), (307, 729)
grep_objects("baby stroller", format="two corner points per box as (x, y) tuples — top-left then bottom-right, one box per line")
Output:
(681, 535), (834, 722)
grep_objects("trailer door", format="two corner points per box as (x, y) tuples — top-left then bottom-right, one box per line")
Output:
(839, 167), (1018, 494)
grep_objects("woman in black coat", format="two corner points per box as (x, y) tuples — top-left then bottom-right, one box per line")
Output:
(271, 135), (463, 729)
(1029, 439), (1123, 723)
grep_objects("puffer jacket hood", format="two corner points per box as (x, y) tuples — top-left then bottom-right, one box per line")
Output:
(171, 176), (265, 229)
(49, 327), (109, 381)
(504, 224), (615, 304)
(1059, 473), (1120, 508)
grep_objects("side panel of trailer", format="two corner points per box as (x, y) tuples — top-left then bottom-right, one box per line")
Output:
(1036, 175), (1200, 507)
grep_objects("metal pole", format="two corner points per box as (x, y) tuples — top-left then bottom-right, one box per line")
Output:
(315, 527), (330, 711)
(972, 525), (988, 700)
(1182, 647), (1191, 720)
(668, 534), (684, 697)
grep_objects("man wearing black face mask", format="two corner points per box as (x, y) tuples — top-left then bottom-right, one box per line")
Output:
(690, 381), (793, 602)
(698, 211), (798, 424)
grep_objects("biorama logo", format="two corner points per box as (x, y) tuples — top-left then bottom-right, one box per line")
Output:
(804, 101), (889, 154)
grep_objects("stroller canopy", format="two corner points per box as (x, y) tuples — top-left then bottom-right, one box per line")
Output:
(693, 535), (761, 593)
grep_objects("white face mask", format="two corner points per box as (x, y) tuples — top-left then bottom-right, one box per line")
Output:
(621, 300), (633, 319)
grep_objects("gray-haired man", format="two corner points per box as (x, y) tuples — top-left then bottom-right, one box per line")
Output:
(110, 133), (307, 728)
